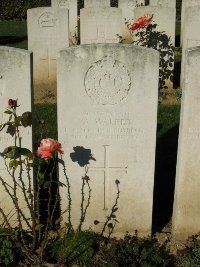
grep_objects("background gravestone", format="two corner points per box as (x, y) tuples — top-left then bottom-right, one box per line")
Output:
(80, 7), (122, 44)
(118, 0), (145, 44)
(181, 0), (200, 46)
(57, 44), (159, 236)
(51, 0), (78, 45)
(149, 0), (176, 8)
(172, 47), (200, 240)
(134, 6), (176, 89)
(181, 6), (200, 86)
(84, 0), (110, 7)
(27, 7), (69, 103)
(0, 46), (32, 225)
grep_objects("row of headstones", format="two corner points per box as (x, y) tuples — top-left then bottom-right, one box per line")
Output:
(27, 0), (200, 97)
(0, 44), (200, 240)
(28, 0), (177, 100)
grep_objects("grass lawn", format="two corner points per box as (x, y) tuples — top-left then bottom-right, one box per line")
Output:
(0, 20), (27, 49)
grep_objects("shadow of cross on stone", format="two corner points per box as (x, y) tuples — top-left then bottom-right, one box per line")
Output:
(88, 145), (128, 210)
(40, 49), (56, 79)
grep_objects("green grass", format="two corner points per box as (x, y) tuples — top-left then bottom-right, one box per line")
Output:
(33, 104), (57, 151)
(0, 20), (27, 49)
(157, 104), (181, 139)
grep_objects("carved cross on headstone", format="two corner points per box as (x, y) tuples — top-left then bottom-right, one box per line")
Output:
(40, 49), (56, 79)
(88, 145), (128, 210)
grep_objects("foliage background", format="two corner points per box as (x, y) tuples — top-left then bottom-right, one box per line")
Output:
(0, 0), (181, 21)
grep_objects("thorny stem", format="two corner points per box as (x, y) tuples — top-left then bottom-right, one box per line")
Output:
(100, 180), (120, 237)
(40, 157), (57, 259)
(78, 165), (91, 232)
(0, 207), (12, 229)
(61, 158), (73, 233)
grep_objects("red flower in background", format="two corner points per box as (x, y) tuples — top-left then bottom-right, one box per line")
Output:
(130, 14), (153, 31)
(8, 99), (14, 108)
(37, 138), (63, 160)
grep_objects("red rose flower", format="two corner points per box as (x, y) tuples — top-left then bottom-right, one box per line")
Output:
(37, 138), (64, 160)
(8, 99), (14, 108)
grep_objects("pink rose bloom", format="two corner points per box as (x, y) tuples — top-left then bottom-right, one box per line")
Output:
(37, 138), (63, 160)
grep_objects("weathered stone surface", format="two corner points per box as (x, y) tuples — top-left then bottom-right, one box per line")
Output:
(181, 0), (200, 46)
(84, 0), (110, 7)
(57, 44), (159, 236)
(0, 47), (32, 226)
(118, 0), (145, 44)
(51, 0), (78, 45)
(80, 7), (122, 44)
(172, 47), (200, 240)
(27, 7), (69, 102)
(181, 6), (200, 86)
(149, 0), (176, 8)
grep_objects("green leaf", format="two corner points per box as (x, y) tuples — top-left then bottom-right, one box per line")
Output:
(35, 224), (44, 231)
(4, 110), (13, 115)
(2, 147), (32, 159)
(43, 181), (50, 188)
(15, 116), (22, 126)
(19, 148), (32, 157)
(55, 216), (63, 225)
(9, 160), (20, 170)
(6, 125), (15, 136)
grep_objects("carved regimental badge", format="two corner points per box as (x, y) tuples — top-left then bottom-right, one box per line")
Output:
(84, 56), (131, 105)
(38, 12), (55, 27)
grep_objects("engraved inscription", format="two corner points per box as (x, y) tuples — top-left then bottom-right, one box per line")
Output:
(58, 0), (69, 8)
(38, 12), (55, 27)
(84, 56), (131, 105)
(89, 145), (127, 209)
(187, 39), (200, 48)
(64, 111), (145, 140)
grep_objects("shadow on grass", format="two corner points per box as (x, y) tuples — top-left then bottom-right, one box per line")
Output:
(152, 124), (179, 233)
(0, 35), (27, 45)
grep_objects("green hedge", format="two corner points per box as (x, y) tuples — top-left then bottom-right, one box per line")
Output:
(0, 0), (50, 20)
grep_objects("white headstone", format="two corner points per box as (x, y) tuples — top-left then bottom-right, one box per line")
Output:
(80, 7), (122, 44)
(118, 0), (145, 44)
(0, 47), (32, 226)
(181, 0), (200, 46)
(172, 47), (200, 240)
(51, 0), (78, 45)
(27, 7), (69, 103)
(134, 6), (176, 89)
(84, 0), (110, 7)
(149, 0), (176, 8)
(181, 6), (200, 86)
(57, 44), (159, 236)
